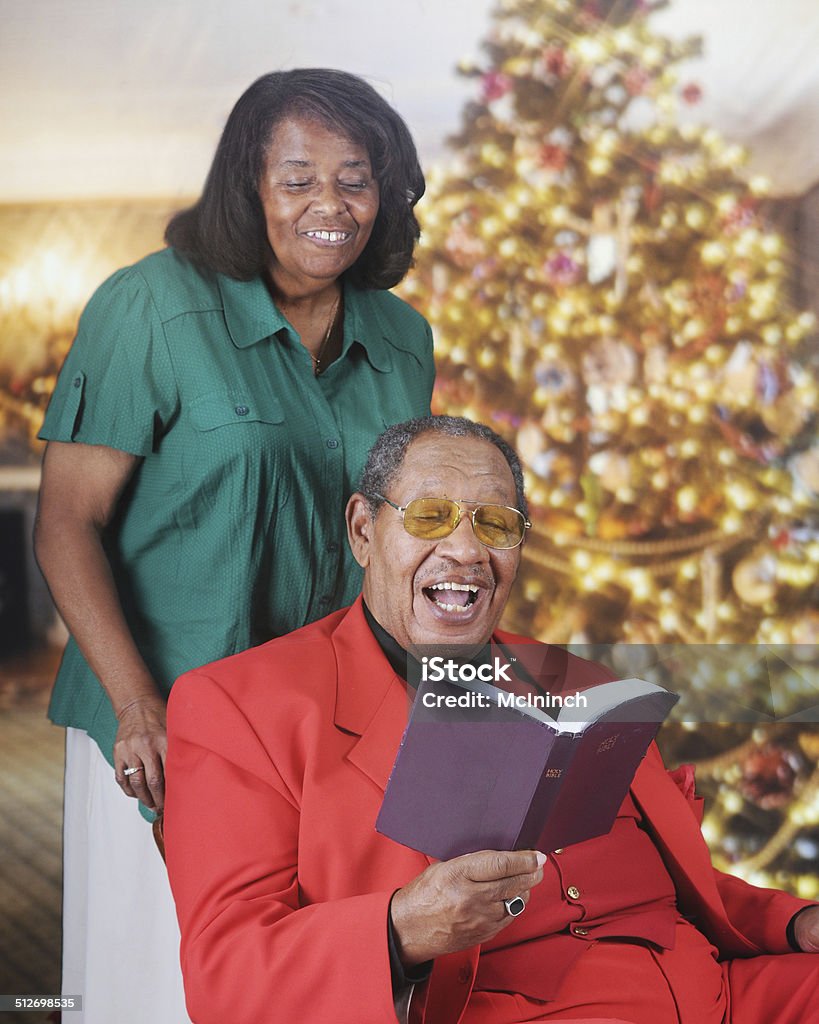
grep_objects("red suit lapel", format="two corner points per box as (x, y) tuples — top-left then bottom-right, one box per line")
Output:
(331, 599), (480, 1024)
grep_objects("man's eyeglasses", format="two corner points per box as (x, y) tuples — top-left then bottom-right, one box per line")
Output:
(371, 494), (531, 550)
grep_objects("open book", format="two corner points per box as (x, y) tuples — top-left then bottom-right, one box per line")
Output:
(376, 668), (677, 859)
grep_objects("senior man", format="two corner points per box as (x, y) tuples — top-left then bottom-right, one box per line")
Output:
(165, 416), (819, 1024)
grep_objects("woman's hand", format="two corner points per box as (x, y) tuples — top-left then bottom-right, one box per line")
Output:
(389, 849), (546, 966)
(113, 694), (168, 811)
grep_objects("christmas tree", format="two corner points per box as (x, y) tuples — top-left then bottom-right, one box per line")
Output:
(402, 0), (819, 894)
(404, 0), (817, 648)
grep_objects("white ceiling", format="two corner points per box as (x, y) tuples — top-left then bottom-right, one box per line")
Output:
(1, 0), (818, 200)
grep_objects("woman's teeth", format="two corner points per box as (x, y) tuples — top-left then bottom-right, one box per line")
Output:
(305, 230), (349, 242)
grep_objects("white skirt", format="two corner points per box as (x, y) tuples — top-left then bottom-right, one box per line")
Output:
(62, 727), (192, 1024)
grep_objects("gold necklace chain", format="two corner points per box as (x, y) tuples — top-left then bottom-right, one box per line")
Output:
(310, 291), (341, 377)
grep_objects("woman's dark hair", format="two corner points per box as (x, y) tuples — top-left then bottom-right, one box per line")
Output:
(165, 68), (425, 289)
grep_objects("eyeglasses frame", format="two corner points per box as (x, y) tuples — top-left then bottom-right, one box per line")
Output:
(370, 493), (531, 550)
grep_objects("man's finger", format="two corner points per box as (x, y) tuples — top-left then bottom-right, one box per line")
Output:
(488, 872), (540, 904)
(458, 849), (546, 883)
(492, 890), (532, 924)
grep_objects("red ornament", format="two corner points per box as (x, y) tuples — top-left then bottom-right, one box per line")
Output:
(543, 44), (570, 78)
(543, 250), (583, 288)
(770, 527), (793, 552)
(681, 82), (703, 105)
(539, 142), (569, 171)
(739, 743), (800, 810)
(643, 179), (663, 213)
(481, 71), (513, 103)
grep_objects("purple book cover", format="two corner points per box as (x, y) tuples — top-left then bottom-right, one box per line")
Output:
(376, 675), (676, 858)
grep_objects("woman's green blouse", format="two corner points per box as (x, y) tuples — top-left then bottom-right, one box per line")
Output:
(39, 248), (434, 762)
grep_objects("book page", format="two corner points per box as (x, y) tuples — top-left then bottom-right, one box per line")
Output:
(554, 677), (671, 732)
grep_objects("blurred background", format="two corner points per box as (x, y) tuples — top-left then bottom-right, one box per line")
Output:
(1, 0), (817, 1013)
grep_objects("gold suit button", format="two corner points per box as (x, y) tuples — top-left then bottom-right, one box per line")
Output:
(573, 926), (589, 936)
(566, 885), (581, 900)
(552, 848), (564, 855)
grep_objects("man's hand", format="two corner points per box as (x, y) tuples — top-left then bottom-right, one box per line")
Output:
(389, 849), (546, 966)
(113, 694), (167, 811)
(792, 906), (819, 953)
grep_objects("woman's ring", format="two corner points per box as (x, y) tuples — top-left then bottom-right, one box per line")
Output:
(503, 896), (526, 917)
(123, 766), (144, 777)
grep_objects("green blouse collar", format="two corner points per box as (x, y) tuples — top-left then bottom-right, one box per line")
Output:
(217, 273), (393, 373)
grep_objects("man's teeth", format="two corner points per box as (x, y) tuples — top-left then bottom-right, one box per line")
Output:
(427, 582), (478, 613)
(306, 230), (348, 242)
(429, 582), (478, 592)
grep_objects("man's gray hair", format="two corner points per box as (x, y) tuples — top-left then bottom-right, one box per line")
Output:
(358, 415), (528, 517)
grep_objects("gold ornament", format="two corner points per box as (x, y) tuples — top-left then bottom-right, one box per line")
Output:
(732, 549), (778, 606)
(588, 450), (631, 492)
(760, 396), (811, 440)
(790, 447), (819, 497)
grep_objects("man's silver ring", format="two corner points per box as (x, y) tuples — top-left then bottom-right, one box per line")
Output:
(503, 896), (526, 917)
(123, 766), (144, 777)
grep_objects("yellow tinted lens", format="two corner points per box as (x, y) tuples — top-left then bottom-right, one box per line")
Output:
(403, 498), (459, 539)
(473, 505), (524, 548)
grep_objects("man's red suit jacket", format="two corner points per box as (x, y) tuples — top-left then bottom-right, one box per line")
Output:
(165, 597), (812, 1024)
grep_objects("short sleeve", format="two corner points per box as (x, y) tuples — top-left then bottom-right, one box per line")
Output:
(39, 266), (178, 456)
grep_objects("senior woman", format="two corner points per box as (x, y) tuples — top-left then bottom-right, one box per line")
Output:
(34, 68), (433, 1023)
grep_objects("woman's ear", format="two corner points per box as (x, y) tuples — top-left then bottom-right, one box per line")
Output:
(346, 492), (374, 569)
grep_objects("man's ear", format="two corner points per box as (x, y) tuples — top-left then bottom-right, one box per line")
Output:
(346, 492), (374, 569)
